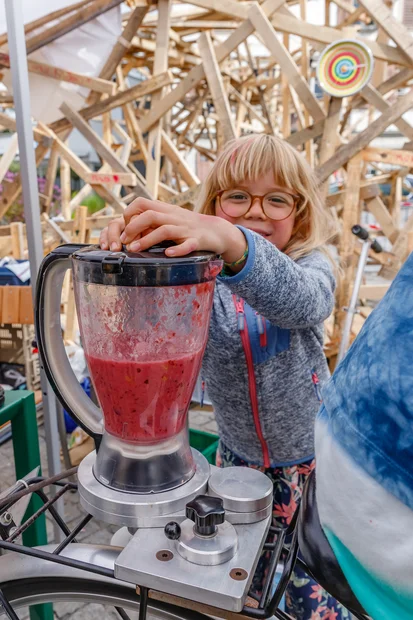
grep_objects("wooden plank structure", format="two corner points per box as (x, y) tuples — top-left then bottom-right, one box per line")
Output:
(0, 0), (413, 368)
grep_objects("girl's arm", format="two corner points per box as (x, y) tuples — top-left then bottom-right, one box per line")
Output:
(224, 227), (336, 328)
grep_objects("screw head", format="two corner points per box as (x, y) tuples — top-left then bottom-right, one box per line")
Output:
(230, 568), (248, 581)
(156, 550), (174, 562)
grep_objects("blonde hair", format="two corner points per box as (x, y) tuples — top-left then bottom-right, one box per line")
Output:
(195, 134), (338, 262)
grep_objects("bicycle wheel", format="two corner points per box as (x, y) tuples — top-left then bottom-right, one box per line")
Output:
(0, 543), (212, 620)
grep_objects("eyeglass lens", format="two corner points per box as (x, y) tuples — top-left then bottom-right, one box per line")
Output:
(220, 189), (296, 220)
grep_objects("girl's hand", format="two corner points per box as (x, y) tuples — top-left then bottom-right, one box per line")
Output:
(100, 198), (247, 264)
(99, 216), (125, 252)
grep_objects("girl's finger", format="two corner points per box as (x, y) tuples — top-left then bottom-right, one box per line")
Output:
(121, 210), (179, 244)
(107, 217), (125, 252)
(127, 224), (186, 252)
(165, 238), (199, 257)
(124, 197), (178, 226)
(99, 227), (109, 250)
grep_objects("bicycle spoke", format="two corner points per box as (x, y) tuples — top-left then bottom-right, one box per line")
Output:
(116, 607), (133, 620)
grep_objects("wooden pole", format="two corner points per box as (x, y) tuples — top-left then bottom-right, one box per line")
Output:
(198, 32), (236, 144)
(334, 156), (363, 336)
(145, 0), (172, 199)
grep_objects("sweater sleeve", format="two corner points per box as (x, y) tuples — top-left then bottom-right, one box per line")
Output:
(218, 226), (336, 328)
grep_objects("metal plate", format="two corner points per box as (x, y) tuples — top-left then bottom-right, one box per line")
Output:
(208, 466), (273, 513)
(115, 516), (271, 612)
(78, 450), (210, 527)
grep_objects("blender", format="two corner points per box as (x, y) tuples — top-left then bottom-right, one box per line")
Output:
(35, 244), (274, 612)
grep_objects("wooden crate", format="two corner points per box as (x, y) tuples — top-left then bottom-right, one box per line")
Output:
(0, 286), (34, 325)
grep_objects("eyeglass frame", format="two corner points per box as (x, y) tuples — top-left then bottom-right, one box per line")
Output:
(215, 188), (301, 222)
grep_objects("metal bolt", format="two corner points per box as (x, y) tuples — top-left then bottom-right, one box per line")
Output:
(0, 512), (12, 526)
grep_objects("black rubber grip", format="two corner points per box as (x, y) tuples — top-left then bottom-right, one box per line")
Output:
(351, 225), (369, 240)
(371, 239), (383, 254)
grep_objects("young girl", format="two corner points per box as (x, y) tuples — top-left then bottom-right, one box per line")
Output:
(100, 134), (346, 619)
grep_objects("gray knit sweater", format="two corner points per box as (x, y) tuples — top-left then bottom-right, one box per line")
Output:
(201, 226), (336, 466)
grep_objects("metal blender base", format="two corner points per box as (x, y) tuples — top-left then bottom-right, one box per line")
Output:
(114, 516), (271, 612)
(78, 449), (210, 528)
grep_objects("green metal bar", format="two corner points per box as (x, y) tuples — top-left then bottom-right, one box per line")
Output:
(0, 391), (53, 620)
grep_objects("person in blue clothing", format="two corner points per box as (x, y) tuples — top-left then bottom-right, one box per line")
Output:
(100, 134), (345, 619)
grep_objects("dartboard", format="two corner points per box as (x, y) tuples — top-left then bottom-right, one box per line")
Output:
(316, 39), (374, 97)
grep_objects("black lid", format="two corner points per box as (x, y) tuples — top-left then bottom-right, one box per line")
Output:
(71, 243), (221, 286)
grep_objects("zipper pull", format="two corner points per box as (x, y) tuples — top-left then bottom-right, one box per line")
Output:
(233, 296), (245, 331)
(256, 312), (267, 348)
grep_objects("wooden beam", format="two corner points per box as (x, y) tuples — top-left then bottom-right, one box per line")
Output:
(316, 88), (413, 183)
(335, 156), (363, 334)
(139, 0), (287, 134)
(60, 150), (72, 220)
(357, 0), (413, 64)
(361, 84), (413, 141)
(198, 32), (236, 144)
(248, 4), (325, 122)
(49, 71), (173, 135)
(42, 127), (72, 212)
(271, 7), (411, 66)
(0, 52), (115, 95)
(0, 144), (49, 218)
(161, 131), (200, 187)
(146, 0), (171, 199)
(179, 0), (248, 19)
(358, 283), (391, 300)
(230, 85), (268, 129)
(365, 195), (398, 242)
(60, 102), (134, 177)
(361, 147), (413, 169)
(0, 134), (18, 186)
(318, 97), (342, 197)
(92, 184), (128, 213)
(42, 124), (137, 187)
(115, 67), (148, 163)
(0, 112), (50, 145)
(286, 119), (325, 147)
(88, 5), (149, 105)
(42, 213), (72, 244)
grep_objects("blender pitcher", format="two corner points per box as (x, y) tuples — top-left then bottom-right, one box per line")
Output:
(35, 244), (222, 494)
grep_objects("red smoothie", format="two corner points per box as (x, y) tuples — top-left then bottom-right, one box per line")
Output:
(86, 351), (203, 443)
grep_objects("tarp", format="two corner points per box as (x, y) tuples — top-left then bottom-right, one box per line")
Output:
(0, 0), (122, 123)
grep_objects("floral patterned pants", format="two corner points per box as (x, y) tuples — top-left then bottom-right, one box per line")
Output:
(217, 442), (350, 620)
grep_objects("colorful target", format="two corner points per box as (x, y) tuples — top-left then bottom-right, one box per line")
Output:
(316, 39), (374, 97)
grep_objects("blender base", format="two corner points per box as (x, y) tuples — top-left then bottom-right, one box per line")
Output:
(114, 515), (271, 612)
(78, 449), (210, 527)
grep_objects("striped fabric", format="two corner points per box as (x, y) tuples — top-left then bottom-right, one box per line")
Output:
(315, 252), (413, 619)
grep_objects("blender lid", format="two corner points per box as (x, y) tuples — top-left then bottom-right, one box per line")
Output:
(71, 243), (221, 286)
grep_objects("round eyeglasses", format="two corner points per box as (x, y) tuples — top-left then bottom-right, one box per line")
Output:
(216, 189), (299, 221)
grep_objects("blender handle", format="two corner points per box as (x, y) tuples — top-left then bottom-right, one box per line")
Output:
(35, 244), (103, 447)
